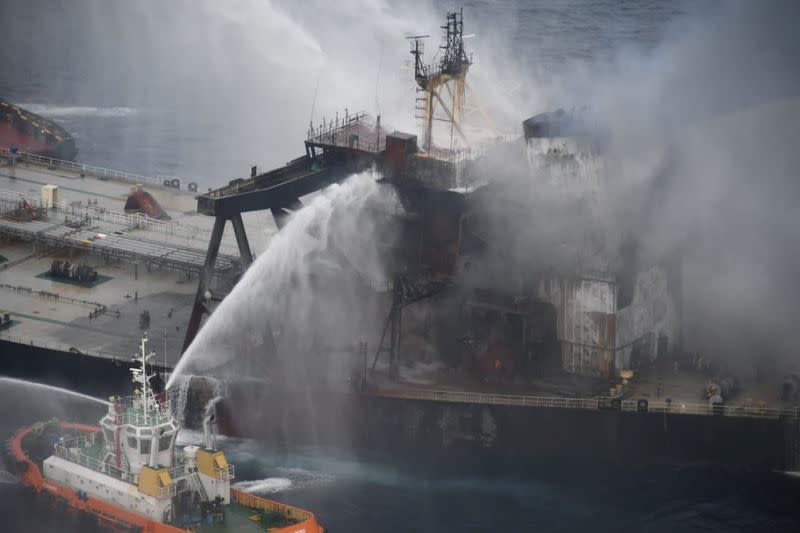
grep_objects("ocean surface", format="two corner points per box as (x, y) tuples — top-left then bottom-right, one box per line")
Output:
(2, 1), (799, 532)
(0, 0), (684, 188)
(2, 399), (799, 533)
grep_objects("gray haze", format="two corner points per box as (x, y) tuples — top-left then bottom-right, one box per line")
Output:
(2, 0), (797, 373)
(0, 0), (678, 184)
(486, 1), (800, 371)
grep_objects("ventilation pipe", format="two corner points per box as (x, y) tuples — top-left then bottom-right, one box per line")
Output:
(202, 396), (223, 450)
(148, 431), (160, 468)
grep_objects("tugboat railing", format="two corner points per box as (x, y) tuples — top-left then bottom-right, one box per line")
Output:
(54, 434), (176, 499)
(215, 463), (235, 481)
(54, 435), (128, 482)
(232, 489), (315, 522)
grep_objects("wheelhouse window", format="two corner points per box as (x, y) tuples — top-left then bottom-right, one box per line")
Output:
(159, 434), (173, 452)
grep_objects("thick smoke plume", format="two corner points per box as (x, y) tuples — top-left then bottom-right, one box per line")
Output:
(476, 1), (800, 372)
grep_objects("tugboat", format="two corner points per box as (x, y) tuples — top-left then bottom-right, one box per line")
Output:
(7, 337), (324, 533)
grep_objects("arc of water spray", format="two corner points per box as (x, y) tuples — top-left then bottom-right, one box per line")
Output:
(0, 377), (111, 406)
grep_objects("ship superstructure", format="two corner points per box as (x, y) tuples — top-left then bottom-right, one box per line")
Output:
(9, 336), (322, 533)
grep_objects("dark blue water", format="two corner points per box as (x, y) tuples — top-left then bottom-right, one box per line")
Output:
(2, 1), (800, 531)
(220, 437), (800, 533)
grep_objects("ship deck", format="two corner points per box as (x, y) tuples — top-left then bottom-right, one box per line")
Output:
(1, 156), (797, 417)
(370, 356), (800, 416)
(0, 158), (277, 366)
(195, 503), (302, 533)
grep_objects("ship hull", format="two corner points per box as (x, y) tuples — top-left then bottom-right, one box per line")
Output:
(2, 339), (796, 474)
(8, 421), (323, 533)
(0, 100), (78, 160)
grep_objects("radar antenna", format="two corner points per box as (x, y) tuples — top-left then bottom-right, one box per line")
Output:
(407, 8), (472, 153)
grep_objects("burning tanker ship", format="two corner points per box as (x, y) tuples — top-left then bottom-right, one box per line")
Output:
(1, 8), (799, 480)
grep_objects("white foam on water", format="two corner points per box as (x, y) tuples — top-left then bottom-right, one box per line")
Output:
(273, 466), (336, 491)
(16, 104), (138, 118)
(233, 478), (293, 494)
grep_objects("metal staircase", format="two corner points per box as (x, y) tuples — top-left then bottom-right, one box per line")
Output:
(187, 471), (209, 502)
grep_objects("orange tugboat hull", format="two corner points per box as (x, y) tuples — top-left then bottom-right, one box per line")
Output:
(9, 422), (324, 533)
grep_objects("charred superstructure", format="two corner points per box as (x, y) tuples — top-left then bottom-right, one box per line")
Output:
(183, 112), (387, 350)
(1, 7), (799, 481)
(409, 8), (472, 153)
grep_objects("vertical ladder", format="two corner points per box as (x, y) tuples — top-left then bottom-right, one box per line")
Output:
(188, 472), (210, 502)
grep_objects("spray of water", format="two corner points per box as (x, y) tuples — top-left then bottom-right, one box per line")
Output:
(167, 374), (227, 428)
(0, 377), (110, 406)
(168, 172), (390, 388)
(16, 104), (138, 118)
(168, 374), (194, 427)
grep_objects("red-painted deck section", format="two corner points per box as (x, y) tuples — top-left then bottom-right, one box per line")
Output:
(0, 122), (53, 153)
(0, 100), (78, 159)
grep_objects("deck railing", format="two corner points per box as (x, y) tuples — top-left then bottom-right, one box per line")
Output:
(0, 332), (174, 370)
(231, 488), (314, 522)
(0, 146), (171, 188)
(373, 387), (800, 421)
(0, 186), (209, 242)
(54, 435), (128, 482)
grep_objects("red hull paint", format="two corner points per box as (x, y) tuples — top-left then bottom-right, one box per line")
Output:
(0, 100), (78, 160)
(0, 122), (54, 154)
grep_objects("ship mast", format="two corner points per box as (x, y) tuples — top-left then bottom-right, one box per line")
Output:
(408, 8), (471, 153)
(130, 335), (160, 426)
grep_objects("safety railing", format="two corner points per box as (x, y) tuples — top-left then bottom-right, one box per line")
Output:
(0, 186), (209, 241)
(0, 332), (174, 370)
(307, 110), (369, 142)
(209, 463), (235, 481)
(119, 407), (174, 427)
(620, 399), (797, 420)
(373, 387), (800, 421)
(374, 388), (602, 410)
(54, 435), (128, 482)
(0, 146), (170, 187)
(231, 488), (314, 523)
